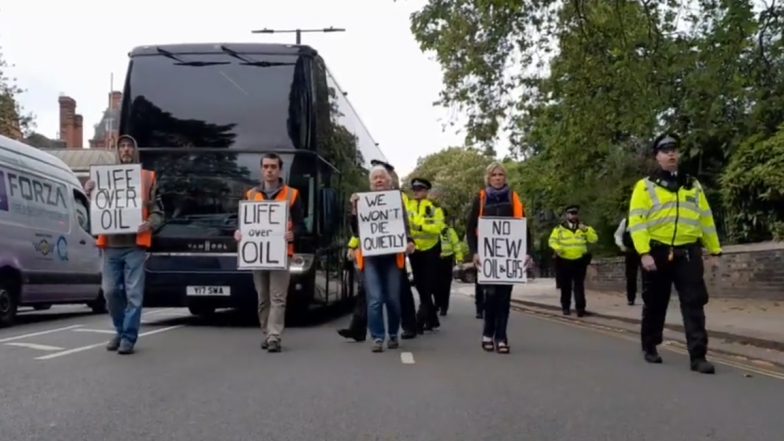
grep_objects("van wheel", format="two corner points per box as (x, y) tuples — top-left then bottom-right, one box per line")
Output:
(0, 281), (19, 327)
(33, 304), (52, 311)
(88, 291), (106, 314)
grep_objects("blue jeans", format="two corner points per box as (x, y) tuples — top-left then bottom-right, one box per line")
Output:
(363, 255), (402, 342)
(102, 248), (146, 344)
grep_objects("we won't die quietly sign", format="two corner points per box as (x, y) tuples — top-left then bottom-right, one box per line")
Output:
(357, 190), (406, 257)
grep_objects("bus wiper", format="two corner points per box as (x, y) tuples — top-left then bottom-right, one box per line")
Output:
(156, 47), (230, 66)
(219, 45), (255, 63)
(219, 45), (294, 67)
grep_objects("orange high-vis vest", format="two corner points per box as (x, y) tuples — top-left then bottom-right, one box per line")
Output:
(96, 170), (157, 249)
(479, 189), (525, 219)
(354, 248), (406, 272)
(246, 185), (299, 256)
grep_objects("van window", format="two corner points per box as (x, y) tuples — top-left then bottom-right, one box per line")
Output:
(73, 190), (90, 234)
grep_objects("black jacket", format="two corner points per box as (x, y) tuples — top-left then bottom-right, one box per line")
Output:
(466, 190), (532, 255)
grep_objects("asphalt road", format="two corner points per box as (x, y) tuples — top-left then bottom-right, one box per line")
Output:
(1, 286), (782, 441)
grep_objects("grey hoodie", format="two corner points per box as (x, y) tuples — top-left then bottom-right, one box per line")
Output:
(104, 135), (164, 248)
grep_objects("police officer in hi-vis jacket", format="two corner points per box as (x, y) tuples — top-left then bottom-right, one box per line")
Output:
(628, 133), (721, 374)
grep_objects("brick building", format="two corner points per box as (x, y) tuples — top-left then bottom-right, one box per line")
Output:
(57, 95), (84, 148)
(89, 91), (122, 148)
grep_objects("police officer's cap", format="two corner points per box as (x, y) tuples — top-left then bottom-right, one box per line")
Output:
(565, 204), (580, 213)
(652, 133), (680, 154)
(370, 159), (395, 173)
(411, 178), (432, 190)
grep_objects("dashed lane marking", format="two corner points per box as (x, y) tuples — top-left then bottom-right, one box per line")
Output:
(5, 342), (65, 351)
(0, 325), (83, 343)
(401, 352), (415, 364)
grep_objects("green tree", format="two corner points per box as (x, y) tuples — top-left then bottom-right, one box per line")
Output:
(721, 125), (784, 242)
(0, 45), (33, 138)
(404, 147), (493, 236)
(411, 0), (784, 247)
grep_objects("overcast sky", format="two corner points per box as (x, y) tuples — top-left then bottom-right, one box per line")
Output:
(0, 0), (468, 177)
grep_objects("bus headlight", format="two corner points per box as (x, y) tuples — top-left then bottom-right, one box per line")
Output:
(290, 253), (314, 275)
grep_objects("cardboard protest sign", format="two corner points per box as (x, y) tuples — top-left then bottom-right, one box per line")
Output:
(357, 190), (407, 257)
(237, 200), (288, 270)
(89, 164), (143, 235)
(477, 217), (527, 284)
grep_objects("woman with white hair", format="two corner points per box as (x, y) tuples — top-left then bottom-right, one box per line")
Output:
(350, 165), (416, 352)
(466, 162), (532, 354)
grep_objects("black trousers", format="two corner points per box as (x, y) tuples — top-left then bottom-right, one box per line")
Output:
(625, 251), (640, 303)
(641, 245), (709, 360)
(481, 285), (512, 342)
(556, 256), (588, 312)
(346, 267), (367, 333)
(409, 245), (440, 329)
(399, 270), (417, 333)
(347, 268), (416, 335)
(434, 255), (455, 313)
(475, 281), (484, 314)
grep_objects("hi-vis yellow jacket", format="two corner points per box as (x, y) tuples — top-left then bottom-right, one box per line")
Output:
(439, 227), (463, 261)
(405, 197), (445, 252)
(628, 176), (721, 255)
(549, 224), (598, 260)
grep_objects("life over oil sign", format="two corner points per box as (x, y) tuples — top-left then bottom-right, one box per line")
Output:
(237, 200), (288, 270)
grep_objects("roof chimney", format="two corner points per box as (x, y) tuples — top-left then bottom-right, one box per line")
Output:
(73, 114), (83, 149)
(58, 96), (76, 147)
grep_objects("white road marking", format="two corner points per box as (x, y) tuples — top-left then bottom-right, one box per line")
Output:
(5, 342), (64, 351)
(36, 325), (184, 361)
(0, 325), (82, 343)
(138, 325), (184, 337)
(72, 328), (117, 335)
(401, 352), (415, 364)
(141, 309), (171, 316)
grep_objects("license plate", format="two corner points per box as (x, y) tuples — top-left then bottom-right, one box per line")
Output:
(186, 286), (231, 296)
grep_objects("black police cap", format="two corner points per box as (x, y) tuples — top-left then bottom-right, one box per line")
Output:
(410, 178), (432, 190)
(652, 133), (680, 154)
(565, 204), (580, 213)
(370, 159), (395, 172)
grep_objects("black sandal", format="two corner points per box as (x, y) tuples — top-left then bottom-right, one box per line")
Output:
(481, 340), (495, 351)
(496, 342), (510, 354)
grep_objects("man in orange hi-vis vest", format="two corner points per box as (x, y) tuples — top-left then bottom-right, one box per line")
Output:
(234, 153), (305, 353)
(84, 135), (163, 355)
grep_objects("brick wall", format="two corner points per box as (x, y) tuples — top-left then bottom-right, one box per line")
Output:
(585, 241), (784, 300)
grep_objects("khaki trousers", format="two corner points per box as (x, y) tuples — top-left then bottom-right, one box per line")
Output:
(252, 270), (291, 342)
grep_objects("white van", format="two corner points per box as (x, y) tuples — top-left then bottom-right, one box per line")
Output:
(0, 135), (104, 327)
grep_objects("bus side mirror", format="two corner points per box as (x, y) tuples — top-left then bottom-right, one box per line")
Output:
(320, 188), (339, 236)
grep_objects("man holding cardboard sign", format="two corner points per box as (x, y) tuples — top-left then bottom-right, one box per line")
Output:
(84, 135), (163, 355)
(234, 153), (305, 353)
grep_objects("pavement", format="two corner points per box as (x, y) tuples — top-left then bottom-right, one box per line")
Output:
(1, 296), (784, 440)
(456, 278), (784, 367)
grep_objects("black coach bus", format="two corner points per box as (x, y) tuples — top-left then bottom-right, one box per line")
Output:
(118, 43), (384, 317)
